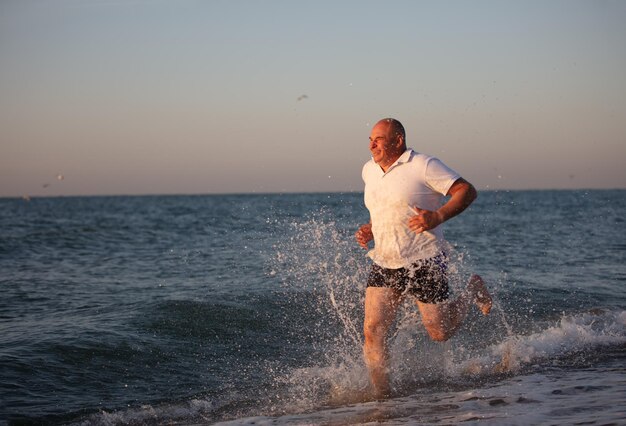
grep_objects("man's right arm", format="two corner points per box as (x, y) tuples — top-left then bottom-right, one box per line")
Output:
(408, 178), (477, 234)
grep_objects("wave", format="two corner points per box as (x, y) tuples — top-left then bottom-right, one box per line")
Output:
(57, 213), (626, 425)
(67, 309), (625, 425)
(453, 308), (626, 376)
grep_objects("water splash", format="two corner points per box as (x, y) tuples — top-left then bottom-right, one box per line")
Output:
(269, 211), (626, 407)
(268, 211), (512, 406)
(271, 211), (368, 408)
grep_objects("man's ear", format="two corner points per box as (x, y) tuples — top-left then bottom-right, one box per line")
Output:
(396, 134), (404, 148)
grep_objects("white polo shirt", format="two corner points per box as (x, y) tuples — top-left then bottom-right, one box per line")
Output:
(362, 148), (460, 269)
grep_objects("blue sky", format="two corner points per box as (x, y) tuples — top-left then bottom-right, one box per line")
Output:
(1, 0), (625, 196)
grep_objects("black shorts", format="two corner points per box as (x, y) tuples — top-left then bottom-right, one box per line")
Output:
(366, 253), (450, 304)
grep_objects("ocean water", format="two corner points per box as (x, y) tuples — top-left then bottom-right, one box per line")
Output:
(1, 190), (624, 425)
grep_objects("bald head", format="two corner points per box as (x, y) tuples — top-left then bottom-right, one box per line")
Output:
(376, 118), (406, 145)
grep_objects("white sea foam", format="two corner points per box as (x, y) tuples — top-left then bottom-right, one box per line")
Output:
(71, 398), (214, 426)
(450, 309), (626, 377)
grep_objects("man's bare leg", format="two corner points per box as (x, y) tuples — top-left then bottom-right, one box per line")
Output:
(417, 274), (492, 342)
(363, 287), (402, 398)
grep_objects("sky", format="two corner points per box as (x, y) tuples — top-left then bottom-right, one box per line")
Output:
(1, 0), (625, 197)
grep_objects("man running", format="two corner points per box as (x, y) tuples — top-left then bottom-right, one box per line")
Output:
(355, 118), (492, 398)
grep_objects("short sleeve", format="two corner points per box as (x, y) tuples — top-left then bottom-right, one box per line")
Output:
(362, 159), (376, 184)
(424, 157), (461, 195)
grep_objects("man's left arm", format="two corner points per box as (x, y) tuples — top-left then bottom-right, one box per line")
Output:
(408, 178), (477, 233)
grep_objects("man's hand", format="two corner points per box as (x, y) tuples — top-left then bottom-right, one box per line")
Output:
(409, 179), (477, 234)
(355, 223), (373, 249)
(408, 207), (443, 234)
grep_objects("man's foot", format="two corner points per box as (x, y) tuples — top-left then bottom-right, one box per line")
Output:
(370, 384), (392, 400)
(328, 383), (390, 406)
(329, 385), (377, 406)
(366, 369), (392, 400)
(469, 274), (492, 315)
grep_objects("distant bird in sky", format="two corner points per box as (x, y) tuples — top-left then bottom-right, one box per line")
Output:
(42, 173), (64, 189)
(296, 94), (308, 101)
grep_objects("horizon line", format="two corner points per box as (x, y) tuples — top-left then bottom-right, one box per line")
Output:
(2, 186), (625, 200)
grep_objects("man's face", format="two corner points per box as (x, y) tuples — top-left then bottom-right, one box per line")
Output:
(369, 122), (400, 167)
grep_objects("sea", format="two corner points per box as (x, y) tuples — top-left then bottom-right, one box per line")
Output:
(1, 190), (625, 425)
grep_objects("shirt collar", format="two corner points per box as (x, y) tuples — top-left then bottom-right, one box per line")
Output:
(382, 148), (414, 173)
(396, 148), (413, 164)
